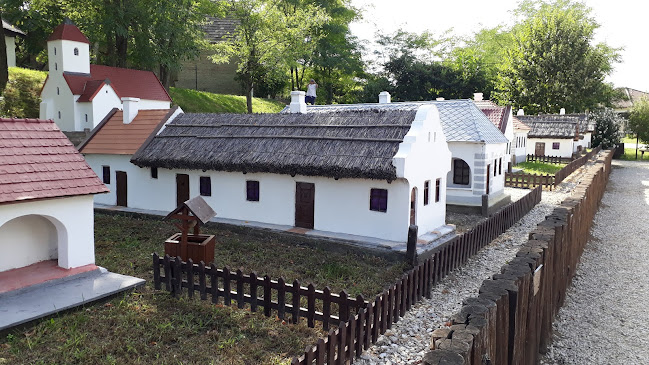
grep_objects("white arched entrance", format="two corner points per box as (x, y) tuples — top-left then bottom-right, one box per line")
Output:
(0, 214), (68, 272)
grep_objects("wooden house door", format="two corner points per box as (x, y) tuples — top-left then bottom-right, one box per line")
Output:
(176, 174), (190, 207)
(116, 171), (127, 207)
(535, 142), (545, 156)
(295, 182), (315, 229)
(410, 188), (417, 226)
(486, 165), (490, 195)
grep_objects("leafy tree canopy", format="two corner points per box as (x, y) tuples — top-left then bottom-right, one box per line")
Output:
(493, 0), (621, 114)
(628, 99), (649, 144)
(590, 108), (622, 149)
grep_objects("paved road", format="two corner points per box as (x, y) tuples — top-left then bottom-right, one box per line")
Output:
(541, 159), (649, 364)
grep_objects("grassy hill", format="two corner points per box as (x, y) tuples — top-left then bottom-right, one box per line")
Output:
(1, 67), (48, 118)
(0, 67), (285, 118)
(168, 87), (285, 113)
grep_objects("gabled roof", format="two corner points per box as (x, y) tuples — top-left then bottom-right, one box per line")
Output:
(614, 87), (649, 110)
(473, 100), (510, 134)
(131, 109), (419, 180)
(203, 17), (238, 43)
(286, 100), (509, 144)
(518, 116), (578, 139)
(431, 100), (509, 144)
(511, 116), (530, 132)
(47, 20), (89, 44)
(63, 65), (172, 102)
(524, 113), (594, 133)
(2, 19), (25, 37)
(79, 108), (176, 155)
(76, 79), (110, 102)
(0, 118), (108, 204)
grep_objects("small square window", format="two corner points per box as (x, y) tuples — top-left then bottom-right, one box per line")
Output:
(423, 181), (430, 206)
(102, 166), (110, 184)
(200, 176), (211, 196)
(435, 178), (441, 203)
(370, 188), (388, 212)
(552, 142), (560, 150)
(246, 180), (259, 201)
(151, 167), (158, 179)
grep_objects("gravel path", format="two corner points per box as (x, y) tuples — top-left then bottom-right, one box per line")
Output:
(540, 160), (649, 364)
(357, 178), (587, 364)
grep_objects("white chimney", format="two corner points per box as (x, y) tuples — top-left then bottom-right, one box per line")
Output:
(436, 97), (445, 101)
(289, 91), (307, 114)
(121, 97), (140, 124)
(517, 108), (525, 116)
(379, 91), (391, 104)
(473, 92), (484, 101)
(560, 108), (566, 115)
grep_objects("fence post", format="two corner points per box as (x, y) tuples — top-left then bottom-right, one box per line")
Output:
(481, 194), (489, 217)
(406, 225), (418, 266)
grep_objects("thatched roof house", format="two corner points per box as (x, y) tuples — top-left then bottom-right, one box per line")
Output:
(131, 109), (419, 181)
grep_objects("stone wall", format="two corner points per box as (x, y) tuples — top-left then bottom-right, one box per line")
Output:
(425, 150), (613, 365)
(173, 51), (241, 95)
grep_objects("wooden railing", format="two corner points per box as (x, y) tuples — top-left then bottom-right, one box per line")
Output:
(152, 186), (543, 364)
(505, 172), (555, 190)
(526, 154), (572, 164)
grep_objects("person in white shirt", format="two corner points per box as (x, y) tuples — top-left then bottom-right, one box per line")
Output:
(305, 79), (318, 105)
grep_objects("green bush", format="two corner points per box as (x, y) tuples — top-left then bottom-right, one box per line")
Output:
(1, 67), (47, 118)
(169, 87), (286, 113)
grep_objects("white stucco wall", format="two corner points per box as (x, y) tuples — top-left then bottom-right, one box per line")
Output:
(84, 152), (417, 241)
(446, 142), (507, 207)
(503, 109), (515, 167)
(40, 74), (77, 131)
(6, 36), (16, 68)
(137, 99), (171, 110)
(513, 131), (529, 165)
(394, 104), (451, 234)
(527, 138), (574, 158)
(48, 39), (90, 75)
(89, 84), (121, 129)
(0, 195), (96, 271)
(0, 215), (57, 271)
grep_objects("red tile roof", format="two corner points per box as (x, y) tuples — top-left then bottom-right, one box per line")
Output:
(79, 109), (175, 155)
(474, 100), (507, 132)
(76, 79), (108, 102)
(0, 118), (108, 204)
(47, 22), (90, 44)
(63, 65), (171, 102)
(512, 116), (531, 131)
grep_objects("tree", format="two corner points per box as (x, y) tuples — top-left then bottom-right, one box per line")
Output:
(590, 109), (622, 149)
(0, 9), (7, 95)
(494, 0), (620, 114)
(628, 99), (649, 145)
(210, 0), (328, 113)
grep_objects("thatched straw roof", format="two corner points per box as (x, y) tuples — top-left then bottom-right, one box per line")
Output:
(131, 109), (418, 180)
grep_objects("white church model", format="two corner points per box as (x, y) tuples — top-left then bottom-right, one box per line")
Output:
(39, 19), (172, 132)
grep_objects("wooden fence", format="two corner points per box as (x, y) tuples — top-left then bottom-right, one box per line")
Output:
(504, 173), (555, 190)
(526, 154), (572, 164)
(152, 186), (543, 364)
(425, 150), (613, 365)
(506, 146), (603, 190)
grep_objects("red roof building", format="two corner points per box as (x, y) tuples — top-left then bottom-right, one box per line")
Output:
(47, 20), (90, 44)
(0, 118), (108, 204)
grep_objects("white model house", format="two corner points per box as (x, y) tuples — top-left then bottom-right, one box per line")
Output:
(0, 117), (108, 273)
(39, 20), (172, 132)
(519, 116), (580, 158)
(474, 95), (515, 168)
(79, 106), (182, 207)
(511, 115), (530, 164)
(111, 92), (451, 242)
(3, 19), (25, 68)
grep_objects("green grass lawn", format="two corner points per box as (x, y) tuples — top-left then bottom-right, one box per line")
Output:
(169, 87), (286, 114)
(618, 148), (649, 161)
(515, 161), (566, 175)
(0, 213), (408, 364)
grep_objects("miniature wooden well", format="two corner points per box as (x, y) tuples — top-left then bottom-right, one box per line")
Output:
(163, 196), (217, 264)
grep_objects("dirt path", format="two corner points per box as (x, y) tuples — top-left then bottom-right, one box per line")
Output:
(541, 159), (649, 364)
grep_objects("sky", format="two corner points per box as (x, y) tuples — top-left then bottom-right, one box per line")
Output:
(349, 0), (649, 92)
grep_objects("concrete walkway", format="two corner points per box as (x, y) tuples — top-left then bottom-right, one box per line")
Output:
(95, 204), (457, 255)
(0, 266), (144, 331)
